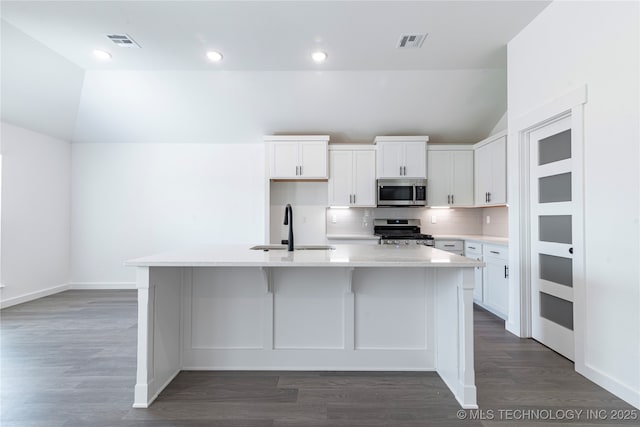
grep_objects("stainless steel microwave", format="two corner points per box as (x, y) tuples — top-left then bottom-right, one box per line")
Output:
(377, 179), (428, 207)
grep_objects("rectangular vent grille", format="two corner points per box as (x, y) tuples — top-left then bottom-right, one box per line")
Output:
(397, 33), (427, 49)
(106, 34), (140, 48)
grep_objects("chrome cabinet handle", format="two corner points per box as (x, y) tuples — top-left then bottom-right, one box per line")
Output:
(296, 166), (299, 176)
(403, 166), (406, 176)
(444, 244), (455, 247)
(487, 192), (491, 202)
(468, 246), (476, 250)
(353, 194), (356, 204)
(490, 250), (500, 255)
(504, 265), (509, 278)
(451, 194), (454, 204)
(447, 195), (450, 204)
(299, 165), (302, 176)
(400, 166), (403, 176)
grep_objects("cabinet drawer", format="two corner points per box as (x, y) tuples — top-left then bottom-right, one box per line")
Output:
(464, 241), (482, 255)
(483, 244), (508, 260)
(435, 240), (463, 252)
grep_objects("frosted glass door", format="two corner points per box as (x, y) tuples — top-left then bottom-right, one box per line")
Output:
(530, 116), (576, 361)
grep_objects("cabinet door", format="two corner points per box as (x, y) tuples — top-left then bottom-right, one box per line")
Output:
(353, 150), (376, 206)
(427, 151), (451, 206)
(483, 256), (508, 318)
(376, 143), (404, 178)
(328, 151), (353, 206)
(403, 142), (427, 178)
(270, 142), (299, 178)
(474, 143), (492, 205)
(451, 151), (474, 206)
(299, 141), (328, 178)
(489, 137), (507, 204)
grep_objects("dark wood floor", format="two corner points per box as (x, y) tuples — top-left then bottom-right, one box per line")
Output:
(1, 290), (636, 426)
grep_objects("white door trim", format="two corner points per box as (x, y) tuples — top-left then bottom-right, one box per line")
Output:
(507, 85), (587, 367)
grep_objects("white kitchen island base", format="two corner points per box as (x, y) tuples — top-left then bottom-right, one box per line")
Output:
(127, 245), (479, 409)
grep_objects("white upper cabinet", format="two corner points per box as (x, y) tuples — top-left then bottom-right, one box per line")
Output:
(474, 132), (507, 206)
(427, 148), (474, 207)
(266, 135), (329, 179)
(374, 136), (428, 178)
(328, 146), (376, 207)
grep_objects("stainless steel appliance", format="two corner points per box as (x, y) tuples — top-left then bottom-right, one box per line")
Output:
(377, 179), (427, 207)
(374, 219), (434, 246)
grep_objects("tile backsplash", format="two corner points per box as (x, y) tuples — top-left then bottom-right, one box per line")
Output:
(326, 206), (508, 237)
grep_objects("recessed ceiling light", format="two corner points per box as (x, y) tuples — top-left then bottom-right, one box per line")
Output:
(206, 51), (223, 62)
(93, 49), (112, 60)
(311, 51), (328, 63)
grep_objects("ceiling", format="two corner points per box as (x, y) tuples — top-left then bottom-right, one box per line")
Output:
(1, 0), (551, 71)
(0, 1), (552, 144)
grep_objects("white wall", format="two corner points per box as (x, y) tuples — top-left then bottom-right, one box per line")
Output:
(72, 69), (505, 145)
(507, 0), (639, 408)
(0, 122), (71, 308)
(0, 21), (84, 141)
(70, 143), (265, 285)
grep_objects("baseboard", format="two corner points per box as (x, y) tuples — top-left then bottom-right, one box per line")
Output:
(0, 283), (69, 309)
(68, 282), (137, 290)
(577, 362), (640, 409)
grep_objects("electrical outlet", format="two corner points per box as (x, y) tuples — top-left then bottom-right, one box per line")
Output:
(331, 214), (337, 224)
(486, 215), (491, 224)
(431, 215), (437, 224)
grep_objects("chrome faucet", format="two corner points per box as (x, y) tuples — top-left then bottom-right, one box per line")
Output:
(283, 204), (294, 252)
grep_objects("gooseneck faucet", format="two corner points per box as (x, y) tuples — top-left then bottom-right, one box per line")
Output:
(283, 204), (294, 252)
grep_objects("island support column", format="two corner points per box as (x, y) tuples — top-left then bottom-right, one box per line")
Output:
(435, 267), (477, 409)
(133, 266), (183, 408)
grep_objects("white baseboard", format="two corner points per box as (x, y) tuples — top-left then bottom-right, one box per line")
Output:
(0, 283), (69, 309)
(68, 282), (137, 290)
(578, 363), (640, 409)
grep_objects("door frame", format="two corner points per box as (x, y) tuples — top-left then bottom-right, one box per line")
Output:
(508, 85), (587, 370)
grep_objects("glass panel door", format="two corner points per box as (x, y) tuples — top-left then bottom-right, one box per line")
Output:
(530, 116), (576, 361)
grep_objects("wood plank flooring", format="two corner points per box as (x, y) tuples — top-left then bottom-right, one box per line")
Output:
(1, 290), (637, 426)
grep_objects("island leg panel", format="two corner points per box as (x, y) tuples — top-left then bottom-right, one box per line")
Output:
(435, 267), (477, 409)
(133, 266), (183, 408)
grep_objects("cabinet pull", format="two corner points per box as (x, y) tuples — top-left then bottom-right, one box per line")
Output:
(444, 244), (455, 247)
(451, 194), (454, 204)
(487, 192), (491, 202)
(353, 194), (356, 204)
(504, 265), (509, 278)
(468, 246), (476, 250)
(490, 250), (500, 255)
(296, 165), (300, 176)
(299, 165), (303, 175)
(403, 166), (406, 176)
(400, 166), (403, 176)
(485, 192), (488, 203)
(447, 195), (451, 204)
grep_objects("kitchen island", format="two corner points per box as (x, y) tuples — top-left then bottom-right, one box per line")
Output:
(125, 244), (482, 409)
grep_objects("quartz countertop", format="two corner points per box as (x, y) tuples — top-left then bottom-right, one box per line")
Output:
(125, 244), (483, 268)
(433, 234), (509, 246)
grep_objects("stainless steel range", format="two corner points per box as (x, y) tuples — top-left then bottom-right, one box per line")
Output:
(374, 219), (434, 246)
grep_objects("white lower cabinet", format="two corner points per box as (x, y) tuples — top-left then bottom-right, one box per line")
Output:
(481, 244), (509, 319)
(464, 242), (483, 303)
(434, 239), (464, 256)
(464, 241), (508, 320)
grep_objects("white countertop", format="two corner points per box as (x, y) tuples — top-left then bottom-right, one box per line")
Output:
(125, 244), (483, 268)
(433, 234), (509, 246)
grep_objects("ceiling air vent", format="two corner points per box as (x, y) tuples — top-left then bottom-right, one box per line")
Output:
(106, 34), (141, 48)
(397, 33), (427, 49)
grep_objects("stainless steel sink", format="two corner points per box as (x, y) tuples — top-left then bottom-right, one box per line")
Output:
(250, 245), (335, 251)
